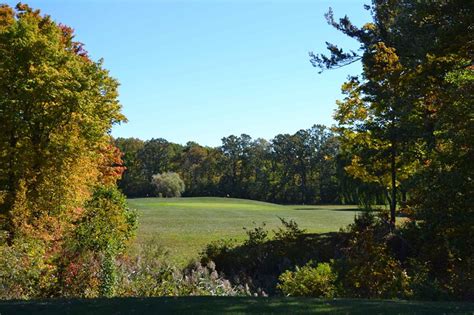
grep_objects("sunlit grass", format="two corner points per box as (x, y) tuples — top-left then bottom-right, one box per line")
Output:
(129, 197), (361, 264)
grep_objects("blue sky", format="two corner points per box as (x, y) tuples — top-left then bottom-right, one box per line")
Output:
(9, 0), (371, 146)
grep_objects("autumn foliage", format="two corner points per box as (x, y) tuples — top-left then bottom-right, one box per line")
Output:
(0, 3), (135, 298)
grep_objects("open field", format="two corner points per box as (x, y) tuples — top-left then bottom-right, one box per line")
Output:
(1, 297), (473, 314)
(129, 197), (362, 264)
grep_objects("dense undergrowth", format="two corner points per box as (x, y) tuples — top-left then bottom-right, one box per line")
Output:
(201, 213), (473, 301)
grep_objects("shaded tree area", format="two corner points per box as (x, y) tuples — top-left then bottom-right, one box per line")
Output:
(310, 0), (473, 225)
(114, 138), (183, 197)
(115, 125), (382, 204)
(307, 0), (473, 300)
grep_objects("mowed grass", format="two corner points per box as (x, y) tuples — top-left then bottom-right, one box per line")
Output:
(2, 297), (473, 314)
(129, 197), (361, 264)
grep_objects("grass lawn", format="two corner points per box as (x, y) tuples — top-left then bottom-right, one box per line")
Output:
(1, 297), (473, 314)
(129, 197), (362, 264)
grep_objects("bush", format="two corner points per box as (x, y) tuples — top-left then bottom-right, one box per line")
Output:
(151, 172), (185, 197)
(116, 238), (247, 297)
(405, 258), (450, 300)
(179, 261), (249, 296)
(58, 251), (102, 298)
(74, 185), (137, 254)
(274, 218), (305, 241)
(0, 234), (54, 299)
(335, 212), (412, 299)
(401, 193), (474, 301)
(450, 257), (474, 300)
(201, 218), (340, 295)
(277, 261), (337, 298)
(116, 239), (178, 297)
(59, 185), (137, 297)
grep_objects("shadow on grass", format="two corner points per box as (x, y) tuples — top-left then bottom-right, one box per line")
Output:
(1, 297), (473, 314)
(293, 207), (360, 212)
(200, 232), (346, 295)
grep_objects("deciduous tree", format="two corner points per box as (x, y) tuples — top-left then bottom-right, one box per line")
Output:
(0, 4), (135, 297)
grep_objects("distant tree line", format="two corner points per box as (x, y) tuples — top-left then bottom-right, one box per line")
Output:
(114, 125), (386, 204)
(1, 0), (472, 301)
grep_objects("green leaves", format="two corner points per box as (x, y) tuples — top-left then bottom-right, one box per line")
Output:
(277, 261), (337, 298)
(0, 4), (134, 298)
(74, 185), (137, 254)
(151, 172), (185, 198)
(314, 0), (473, 299)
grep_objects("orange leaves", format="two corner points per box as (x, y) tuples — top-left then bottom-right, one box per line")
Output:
(0, 4), (14, 29)
(0, 3), (130, 298)
(97, 142), (126, 186)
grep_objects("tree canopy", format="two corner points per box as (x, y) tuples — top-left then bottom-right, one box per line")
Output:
(115, 125), (352, 204)
(311, 0), (473, 298)
(0, 3), (136, 298)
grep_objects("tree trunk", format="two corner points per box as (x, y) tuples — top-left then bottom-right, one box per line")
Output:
(390, 143), (397, 229)
(401, 189), (407, 207)
(300, 162), (307, 204)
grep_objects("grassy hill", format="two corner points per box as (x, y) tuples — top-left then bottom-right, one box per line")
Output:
(129, 197), (361, 264)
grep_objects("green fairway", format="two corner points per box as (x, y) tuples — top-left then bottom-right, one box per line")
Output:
(129, 197), (361, 264)
(1, 297), (473, 314)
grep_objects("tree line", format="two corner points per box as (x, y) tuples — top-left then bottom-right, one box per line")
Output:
(114, 125), (386, 205)
(0, 0), (472, 301)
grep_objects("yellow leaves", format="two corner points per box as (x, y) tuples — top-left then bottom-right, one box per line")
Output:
(339, 129), (419, 190)
(0, 5), (14, 30)
(372, 42), (400, 68)
(0, 4), (133, 298)
(334, 79), (369, 125)
(345, 155), (383, 185)
(0, 190), (6, 205)
(362, 23), (376, 31)
(364, 42), (402, 82)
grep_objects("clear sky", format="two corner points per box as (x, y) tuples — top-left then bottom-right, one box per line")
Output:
(8, 0), (371, 146)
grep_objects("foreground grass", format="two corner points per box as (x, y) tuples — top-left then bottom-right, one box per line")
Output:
(1, 297), (473, 314)
(129, 197), (361, 264)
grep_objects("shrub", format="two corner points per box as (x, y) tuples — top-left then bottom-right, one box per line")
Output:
(0, 234), (54, 299)
(179, 261), (249, 296)
(58, 251), (102, 298)
(243, 222), (268, 246)
(450, 257), (474, 300)
(116, 238), (247, 297)
(277, 261), (337, 298)
(59, 185), (137, 297)
(335, 212), (412, 299)
(201, 238), (238, 271)
(401, 209), (474, 300)
(274, 218), (305, 241)
(200, 218), (338, 295)
(116, 239), (178, 297)
(405, 258), (450, 300)
(151, 172), (185, 197)
(74, 185), (137, 254)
